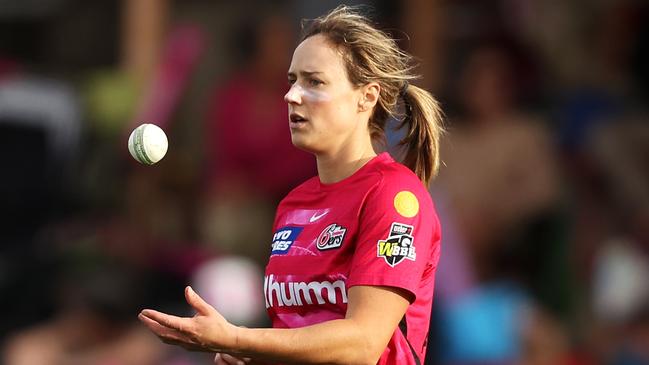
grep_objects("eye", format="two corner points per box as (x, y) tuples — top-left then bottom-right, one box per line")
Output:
(309, 78), (323, 86)
(287, 78), (296, 85)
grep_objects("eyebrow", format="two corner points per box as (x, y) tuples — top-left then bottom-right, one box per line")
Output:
(287, 70), (323, 78)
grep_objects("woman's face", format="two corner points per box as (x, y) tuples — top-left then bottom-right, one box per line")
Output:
(284, 34), (366, 155)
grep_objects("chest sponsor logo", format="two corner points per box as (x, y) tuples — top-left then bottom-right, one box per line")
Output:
(264, 274), (348, 308)
(271, 226), (303, 255)
(377, 222), (416, 267)
(316, 223), (347, 251)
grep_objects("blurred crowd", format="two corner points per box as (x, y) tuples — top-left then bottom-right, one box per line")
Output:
(0, 0), (648, 364)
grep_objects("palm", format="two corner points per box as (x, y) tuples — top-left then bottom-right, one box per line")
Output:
(138, 286), (236, 352)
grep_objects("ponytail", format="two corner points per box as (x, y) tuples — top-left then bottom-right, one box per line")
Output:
(398, 84), (444, 186)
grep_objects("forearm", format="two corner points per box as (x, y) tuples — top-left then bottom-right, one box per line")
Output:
(139, 287), (406, 365)
(231, 319), (380, 365)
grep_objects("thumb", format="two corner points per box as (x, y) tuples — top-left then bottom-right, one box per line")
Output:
(185, 286), (214, 316)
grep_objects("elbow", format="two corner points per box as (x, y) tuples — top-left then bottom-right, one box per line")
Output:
(350, 340), (385, 365)
(366, 348), (385, 365)
(329, 341), (383, 365)
(330, 318), (393, 365)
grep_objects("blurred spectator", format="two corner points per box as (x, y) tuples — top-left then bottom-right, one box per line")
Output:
(203, 12), (315, 200)
(0, 76), (81, 227)
(555, 0), (646, 155)
(431, 43), (575, 365)
(198, 12), (315, 263)
(436, 44), (560, 276)
(435, 282), (531, 364)
(0, 74), (82, 340)
(435, 282), (578, 365)
(553, 7), (649, 361)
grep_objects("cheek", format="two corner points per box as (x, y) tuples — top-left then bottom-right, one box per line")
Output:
(303, 89), (340, 129)
(303, 88), (356, 122)
(302, 88), (357, 133)
(301, 88), (332, 103)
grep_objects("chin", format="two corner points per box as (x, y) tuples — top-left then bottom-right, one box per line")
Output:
(290, 135), (317, 154)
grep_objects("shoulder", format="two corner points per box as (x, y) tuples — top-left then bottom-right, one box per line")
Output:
(358, 158), (437, 233)
(367, 157), (433, 207)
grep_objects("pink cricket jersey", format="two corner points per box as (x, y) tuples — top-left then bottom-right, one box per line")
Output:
(264, 152), (442, 364)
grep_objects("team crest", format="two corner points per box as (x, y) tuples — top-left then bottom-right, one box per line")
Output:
(317, 223), (347, 250)
(377, 223), (416, 267)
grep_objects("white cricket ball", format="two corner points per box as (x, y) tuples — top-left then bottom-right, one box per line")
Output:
(128, 123), (168, 165)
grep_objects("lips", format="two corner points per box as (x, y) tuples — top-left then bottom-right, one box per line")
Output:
(289, 112), (308, 130)
(289, 113), (307, 123)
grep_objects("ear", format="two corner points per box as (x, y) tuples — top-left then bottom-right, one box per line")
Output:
(358, 82), (380, 112)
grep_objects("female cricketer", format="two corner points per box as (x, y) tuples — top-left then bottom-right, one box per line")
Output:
(139, 5), (444, 365)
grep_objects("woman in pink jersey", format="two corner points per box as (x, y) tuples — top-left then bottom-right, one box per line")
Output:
(139, 5), (444, 365)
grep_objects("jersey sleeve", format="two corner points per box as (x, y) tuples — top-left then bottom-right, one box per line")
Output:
(346, 173), (441, 301)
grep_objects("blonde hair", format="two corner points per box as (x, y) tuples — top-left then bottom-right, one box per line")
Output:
(301, 5), (444, 185)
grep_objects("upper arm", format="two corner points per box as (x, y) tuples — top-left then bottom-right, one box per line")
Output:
(347, 174), (440, 300)
(344, 285), (411, 360)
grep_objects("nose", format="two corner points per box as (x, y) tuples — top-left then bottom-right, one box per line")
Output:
(284, 84), (302, 104)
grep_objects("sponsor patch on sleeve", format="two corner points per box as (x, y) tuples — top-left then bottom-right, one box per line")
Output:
(271, 226), (303, 255)
(377, 222), (416, 267)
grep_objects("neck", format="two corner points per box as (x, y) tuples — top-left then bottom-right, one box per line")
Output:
(316, 138), (377, 184)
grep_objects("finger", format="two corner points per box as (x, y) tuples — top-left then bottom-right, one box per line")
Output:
(140, 309), (192, 333)
(139, 313), (179, 337)
(139, 314), (194, 344)
(220, 353), (247, 365)
(185, 286), (215, 316)
(214, 353), (244, 365)
(214, 353), (227, 365)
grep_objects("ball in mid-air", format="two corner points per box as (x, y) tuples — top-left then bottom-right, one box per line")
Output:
(128, 123), (168, 164)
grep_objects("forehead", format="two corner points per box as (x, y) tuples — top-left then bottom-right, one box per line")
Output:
(288, 35), (346, 75)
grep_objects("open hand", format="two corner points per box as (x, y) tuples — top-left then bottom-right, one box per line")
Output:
(138, 286), (239, 352)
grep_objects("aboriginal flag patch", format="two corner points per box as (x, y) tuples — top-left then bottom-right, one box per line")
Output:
(377, 223), (416, 267)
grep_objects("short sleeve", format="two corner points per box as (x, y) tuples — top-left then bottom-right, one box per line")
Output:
(346, 174), (440, 301)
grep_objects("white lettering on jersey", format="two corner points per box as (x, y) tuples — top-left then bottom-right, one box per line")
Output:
(264, 274), (348, 308)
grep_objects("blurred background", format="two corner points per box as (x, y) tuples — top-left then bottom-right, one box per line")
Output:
(0, 0), (648, 364)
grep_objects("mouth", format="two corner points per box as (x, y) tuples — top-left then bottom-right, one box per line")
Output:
(289, 113), (307, 123)
(289, 113), (308, 129)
